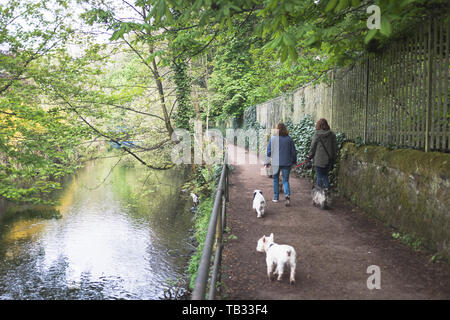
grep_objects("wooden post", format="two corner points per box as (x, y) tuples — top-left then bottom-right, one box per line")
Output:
(330, 69), (334, 128)
(425, 18), (433, 152)
(364, 57), (370, 143)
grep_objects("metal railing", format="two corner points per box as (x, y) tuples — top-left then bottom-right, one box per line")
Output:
(191, 149), (229, 300)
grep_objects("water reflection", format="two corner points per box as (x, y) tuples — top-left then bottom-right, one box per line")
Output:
(0, 159), (192, 300)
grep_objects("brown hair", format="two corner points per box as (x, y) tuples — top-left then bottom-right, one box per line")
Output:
(316, 118), (330, 131)
(275, 122), (289, 136)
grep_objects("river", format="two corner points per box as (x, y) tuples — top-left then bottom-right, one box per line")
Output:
(0, 159), (193, 300)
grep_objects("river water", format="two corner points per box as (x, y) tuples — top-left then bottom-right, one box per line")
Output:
(0, 159), (193, 300)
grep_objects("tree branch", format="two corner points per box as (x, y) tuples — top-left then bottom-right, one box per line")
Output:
(53, 91), (174, 170)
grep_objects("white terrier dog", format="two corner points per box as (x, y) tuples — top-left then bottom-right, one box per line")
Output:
(311, 185), (331, 210)
(253, 190), (266, 218)
(190, 192), (199, 206)
(256, 233), (296, 284)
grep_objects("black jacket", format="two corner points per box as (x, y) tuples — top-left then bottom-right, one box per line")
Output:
(308, 130), (338, 168)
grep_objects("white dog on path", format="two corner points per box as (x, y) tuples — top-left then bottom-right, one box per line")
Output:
(256, 233), (297, 285)
(252, 190), (266, 218)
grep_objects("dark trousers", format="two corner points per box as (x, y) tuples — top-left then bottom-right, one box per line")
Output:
(315, 166), (330, 189)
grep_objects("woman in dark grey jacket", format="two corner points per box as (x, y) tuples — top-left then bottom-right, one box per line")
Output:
(307, 118), (337, 190)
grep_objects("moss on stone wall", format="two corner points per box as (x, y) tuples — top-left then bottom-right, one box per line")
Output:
(339, 142), (450, 261)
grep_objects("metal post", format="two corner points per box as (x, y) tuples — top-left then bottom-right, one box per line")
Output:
(222, 191), (227, 233)
(208, 193), (223, 300)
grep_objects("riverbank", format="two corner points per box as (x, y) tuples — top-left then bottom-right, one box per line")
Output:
(0, 197), (9, 220)
(182, 164), (224, 297)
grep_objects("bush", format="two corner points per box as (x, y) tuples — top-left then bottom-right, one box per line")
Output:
(286, 115), (316, 179)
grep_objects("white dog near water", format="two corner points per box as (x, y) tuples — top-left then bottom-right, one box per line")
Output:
(256, 233), (296, 284)
(253, 190), (267, 218)
(190, 192), (199, 206)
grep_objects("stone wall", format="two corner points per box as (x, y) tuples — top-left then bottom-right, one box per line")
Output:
(338, 142), (450, 259)
(256, 81), (333, 129)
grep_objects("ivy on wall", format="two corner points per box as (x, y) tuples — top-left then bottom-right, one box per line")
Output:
(172, 60), (195, 130)
(286, 116), (316, 179)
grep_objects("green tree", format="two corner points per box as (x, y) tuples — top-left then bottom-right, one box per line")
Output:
(147, 0), (449, 65)
(0, 0), (92, 204)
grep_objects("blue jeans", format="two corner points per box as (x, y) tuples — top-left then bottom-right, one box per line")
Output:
(315, 166), (330, 189)
(273, 166), (291, 199)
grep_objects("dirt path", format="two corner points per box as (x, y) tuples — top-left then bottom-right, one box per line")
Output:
(220, 144), (450, 300)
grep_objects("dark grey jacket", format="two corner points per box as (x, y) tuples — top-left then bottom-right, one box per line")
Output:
(308, 130), (338, 168)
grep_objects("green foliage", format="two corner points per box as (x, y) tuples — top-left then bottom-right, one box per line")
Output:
(184, 163), (224, 290)
(328, 131), (347, 189)
(3, 206), (62, 222)
(208, 25), (327, 122)
(286, 115), (316, 179)
(392, 231), (425, 252)
(0, 0), (94, 205)
(187, 196), (213, 290)
(208, 33), (258, 120)
(172, 60), (195, 130)
(354, 136), (365, 147)
(243, 105), (262, 131)
(147, 0), (449, 67)
(79, 0), (449, 140)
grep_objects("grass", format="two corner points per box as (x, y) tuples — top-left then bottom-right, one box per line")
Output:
(392, 231), (425, 252)
(187, 196), (214, 290)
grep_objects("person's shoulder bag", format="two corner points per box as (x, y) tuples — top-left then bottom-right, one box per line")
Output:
(318, 136), (334, 170)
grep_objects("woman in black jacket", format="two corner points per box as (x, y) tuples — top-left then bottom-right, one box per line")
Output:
(307, 118), (338, 191)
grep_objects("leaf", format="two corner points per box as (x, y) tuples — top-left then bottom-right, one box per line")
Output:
(223, 5), (230, 17)
(400, 0), (417, 8)
(304, 35), (318, 47)
(288, 46), (298, 61)
(380, 18), (392, 36)
(281, 15), (288, 28)
(110, 30), (122, 41)
(264, 36), (283, 49)
(325, 0), (339, 12)
(282, 33), (296, 47)
(351, 0), (360, 7)
(364, 29), (378, 44)
(280, 48), (288, 62)
(334, 0), (349, 13)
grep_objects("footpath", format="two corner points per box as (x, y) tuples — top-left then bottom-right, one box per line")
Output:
(220, 143), (450, 299)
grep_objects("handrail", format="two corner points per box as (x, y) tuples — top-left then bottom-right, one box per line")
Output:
(191, 147), (229, 300)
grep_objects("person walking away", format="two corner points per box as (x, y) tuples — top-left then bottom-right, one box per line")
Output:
(264, 122), (297, 207)
(307, 118), (338, 195)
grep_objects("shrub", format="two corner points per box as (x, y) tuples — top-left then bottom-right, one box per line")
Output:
(286, 115), (316, 179)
